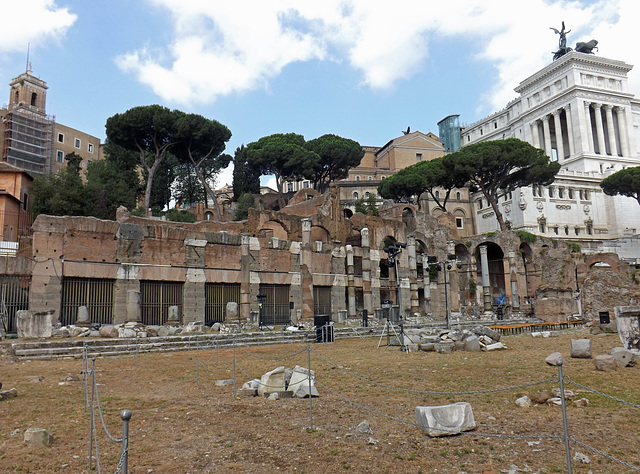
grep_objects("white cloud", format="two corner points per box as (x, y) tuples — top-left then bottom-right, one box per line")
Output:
(118, 0), (638, 112)
(0, 0), (76, 54)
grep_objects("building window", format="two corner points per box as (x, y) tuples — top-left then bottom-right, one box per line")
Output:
(478, 199), (483, 210)
(494, 122), (498, 129)
(365, 192), (370, 199)
(355, 176), (361, 181)
(302, 181), (309, 188)
(57, 133), (64, 143)
(584, 190), (590, 200)
(554, 226), (559, 235)
(568, 188), (574, 199)
(88, 143), (94, 153)
(87, 160), (92, 168)
(539, 222), (546, 233)
(548, 188), (554, 198)
(287, 183), (293, 192)
(74, 138), (81, 149)
(416, 153), (422, 161)
(564, 226), (569, 235)
(575, 227), (580, 235)
(456, 192), (461, 200)
(435, 190), (440, 199)
(56, 150), (64, 162)
(22, 192), (29, 211)
(586, 223), (593, 235)
(579, 190), (583, 200)
(31, 92), (37, 107)
(558, 187), (564, 199)
(456, 217), (464, 229)
(353, 192), (359, 200)
(368, 176), (372, 180)
(381, 176), (385, 180)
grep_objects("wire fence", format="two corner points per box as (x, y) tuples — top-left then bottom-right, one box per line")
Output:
(83, 347), (132, 474)
(82, 335), (640, 473)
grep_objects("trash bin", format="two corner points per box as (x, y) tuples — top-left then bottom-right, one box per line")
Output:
(496, 306), (504, 321)
(599, 311), (610, 325)
(314, 315), (332, 343)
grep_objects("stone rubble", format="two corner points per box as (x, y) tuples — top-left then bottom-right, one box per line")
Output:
(395, 326), (508, 353)
(237, 366), (320, 399)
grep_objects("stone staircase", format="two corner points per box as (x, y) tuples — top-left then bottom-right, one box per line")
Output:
(5, 317), (556, 361)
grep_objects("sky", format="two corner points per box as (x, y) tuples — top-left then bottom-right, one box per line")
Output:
(0, 0), (637, 190)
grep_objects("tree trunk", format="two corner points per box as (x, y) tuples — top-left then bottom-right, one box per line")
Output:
(189, 156), (222, 221)
(487, 196), (506, 231)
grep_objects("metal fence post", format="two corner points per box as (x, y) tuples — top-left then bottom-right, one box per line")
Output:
(307, 336), (313, 430)
(89, 358), (96, 471)
(120, 409), (132, 474)
(557, 360), (573, 474)
(232, 335), (237, 398)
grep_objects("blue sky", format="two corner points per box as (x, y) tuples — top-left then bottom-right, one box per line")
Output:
(0, 0), (636, 189)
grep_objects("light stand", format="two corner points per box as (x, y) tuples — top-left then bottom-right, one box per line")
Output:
(427, 254), (459, 329)
(257, 292), (267, 330)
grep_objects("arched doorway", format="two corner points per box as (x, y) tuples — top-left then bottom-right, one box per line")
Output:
(474, 242), (506, 306)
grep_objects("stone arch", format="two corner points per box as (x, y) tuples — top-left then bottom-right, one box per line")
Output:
(204, 211), (215, 221)
(259, 220), (288, 241)
(585, 253), (619, 272)
(310, 225), (330, 244)
(454, 243), (473, 305)
(343, 208), (353, 219)
(474, 241), (506, 304)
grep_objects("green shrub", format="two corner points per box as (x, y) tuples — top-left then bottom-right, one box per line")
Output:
(516, 230), (537, 243)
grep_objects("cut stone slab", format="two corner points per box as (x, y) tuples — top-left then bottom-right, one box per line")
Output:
(258, 366), (286, 397)
(434, 342), (454, 354)
(594, 355), (617, 371)
(215, 379), (234, 387)
(99, 325), (119, 338)
(236, 388), (257, 398)
(17, 310), (55, 338)
(24, 428), (54, 446)
(484, 342), (507, 351)
(570, 339), (592, 359)
(614, 305), (640, 350)
(515, 395), (531, 407)
(464, 335), (481, 352)
(0, 387), (18, 399)
(288, 365), (319, 398)
(415, 402), (476, 437)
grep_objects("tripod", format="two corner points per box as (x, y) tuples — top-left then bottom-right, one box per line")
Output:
(377, 318), (407, 352)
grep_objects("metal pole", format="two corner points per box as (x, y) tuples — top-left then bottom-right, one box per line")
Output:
(557, 360), (573, 474)
(394, 256), (401, 318)
(307, 337), (313, 430)
(443, 263), (450, 329)
(120, 409), (132, 474)
(89, 358), (96, 471)
(196, 339), (199, 386)
(232, 335), (237, 398)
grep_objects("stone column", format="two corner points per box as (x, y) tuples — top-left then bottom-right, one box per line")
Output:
(542, 115), (553, 158)
(240, 233), (251, 323)
(370, 248), (381, 311)
(508, 251), (520, 309)
(593, 103), (606, 155)
(564, 105), (575, 157)
(604, 105), (619, 156)
(407, 235), (419, 315)
(346, 245), (356, 317)
(421, 254), (431, 314)
(583, 102), (594, 154)
(361, 228), (373, 315)
(299, 218), (312, 321)
(113, 264), (141, 325)
(183, 268), (206, 324)
(479, 245), (492, 312)
(530, 120), (541, 149)
(330, 247), (347, 316)
(616, 107), (630, 157)
(553, 110), (565, 161)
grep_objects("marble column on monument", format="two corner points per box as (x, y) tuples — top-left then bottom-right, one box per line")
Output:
(593, 103), (606, 155)
(616, 107), (630, 157)
(564, 105), (575, 157)
(421, 254), (431, 314)
(479, 245), (492, 312)
(604, 105), (619, 157)
(531, 120), (541, 149)
(346, 245), (356, 317)
(407, 235), (419, 315)
(542, 115), (553, 158)
(508, 251), (520, 309)
(583, 102), (594, 154)
(552, 110), (565, 161)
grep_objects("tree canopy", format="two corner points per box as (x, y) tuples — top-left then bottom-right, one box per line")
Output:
(31, 153), (88, 217)
(105, 105), (182, 212)
(246, 133), (318, 209)
(600, 166), (640, 205)
(377, 157), (466, 211)
(304, 134), (364, 193)
(174, 113), (232, 220)
(232, 145), (261, 202)
(444, 138), (560, 231)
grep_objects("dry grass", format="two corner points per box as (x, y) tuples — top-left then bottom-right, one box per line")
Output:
(1, 330), (639, 473)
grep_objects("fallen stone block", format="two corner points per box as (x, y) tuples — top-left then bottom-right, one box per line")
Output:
(215, 379), (234, 387)
(484, 342), (507, 351)
(570, 339), (592, 359)
(24, 428), (53, 446)
(530, 390), (551, 404)
(473, 326), (501, 342)
(0, 387), (18, 400)
(419, 343), (435, 352)
(552, 387), (575, 400)
(515, 395), (531, 407)
(545, 352), (564, 366)
(574, 398), (590, 407)
(415, 402), (476, 437)
(464, 335), (481, 352)
(531, 331), (558, 338)
(258, 366), (286, 397)
(235, 388), (257, 398)
(288, 365), (319, 398)
(609, 347), (636, 367)
(434, 342), (454, 354)
(594, 355), (617, 371)
(17, 310), (55, 338)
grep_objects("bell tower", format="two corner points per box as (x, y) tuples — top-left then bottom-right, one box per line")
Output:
(8, 64), (48, 115)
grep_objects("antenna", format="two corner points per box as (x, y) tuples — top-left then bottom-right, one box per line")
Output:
(26, 43), (30, 72)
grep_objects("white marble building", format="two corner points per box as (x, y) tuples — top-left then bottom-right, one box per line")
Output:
(459, 51), (640, 256)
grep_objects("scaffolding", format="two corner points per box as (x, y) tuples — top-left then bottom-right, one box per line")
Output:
(2, 107), (54, 174)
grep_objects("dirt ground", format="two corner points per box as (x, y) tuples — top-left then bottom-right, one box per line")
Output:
(1, 330), (639, 473)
